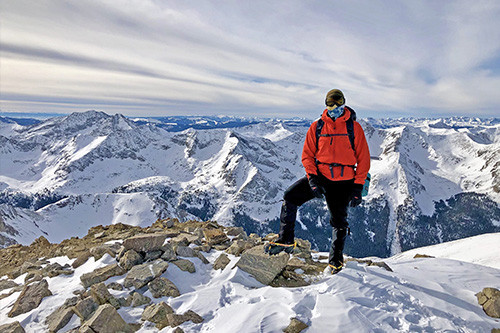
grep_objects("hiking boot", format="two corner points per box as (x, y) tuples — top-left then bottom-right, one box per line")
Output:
(264, 241), (296, 255)
(328, 263), (344, 274)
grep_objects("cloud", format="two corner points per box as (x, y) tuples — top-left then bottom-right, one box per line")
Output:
(1, 0), (499, 118)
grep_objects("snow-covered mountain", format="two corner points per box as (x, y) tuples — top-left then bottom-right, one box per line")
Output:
(0, 111), (499, 257)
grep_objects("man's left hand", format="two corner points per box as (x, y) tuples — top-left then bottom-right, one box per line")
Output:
(350, 184), (363, 207)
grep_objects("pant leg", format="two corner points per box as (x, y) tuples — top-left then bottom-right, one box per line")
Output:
(323, 180), (354, 265)
(278, 177), (315, 244)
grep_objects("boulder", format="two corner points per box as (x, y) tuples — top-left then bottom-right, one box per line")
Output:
(203, 229), (229, 245)
(148, 277), (180, 298)
(226, 226), (245, 237)
(8, 279), (53, 317)
(144, 250), (163, 261)
(73, 297), (98, 321)
(81, 304), (133, 333)
(175, 245), (196, 257)
(0, 279), (19, 291)
(283, 317), (308, 333)
(123, 260), (169, 289)
(80, 264), (126, 288)
(172, 328), (184, 333)
(182, 310), (203, 324)
(166, 313), (187, 327)
(225, 240), (254, 256)
(213, 253), (230, 270)
(119, 250), (143, 271)
(195, 251), (210, 264)
(122, 233), (167, 253)
(72, 251), (91, 269)
(90, 245), (117, 260)
(236, 245), (289, 285)
(160, 243), (178, 261)
(171, 233), (202, 246)
(0, 321), (25, 333)
(477, 287), (500, 318)
(45, 306), (74, 332)
(129, 292), (151, 307)
(90, 283), (120, 308)
(141, 302), (174, 328)
(172, 259), (196, 273)
(107, 282), (124, 291)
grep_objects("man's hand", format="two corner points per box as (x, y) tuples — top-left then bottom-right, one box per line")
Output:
(350, 184), (363, 207)
(308, 174), (324, 198)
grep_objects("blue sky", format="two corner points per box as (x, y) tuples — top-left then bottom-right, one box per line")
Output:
(1, 0), (499, 119)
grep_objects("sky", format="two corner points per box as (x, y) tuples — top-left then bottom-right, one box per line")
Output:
(1, 0), (500, 119)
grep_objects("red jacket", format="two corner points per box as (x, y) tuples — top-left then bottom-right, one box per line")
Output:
(301, 108), (370, 185)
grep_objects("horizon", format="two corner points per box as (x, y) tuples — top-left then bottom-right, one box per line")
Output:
(1, 1), (500, 119)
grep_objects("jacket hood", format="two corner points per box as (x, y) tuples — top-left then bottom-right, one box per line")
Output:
(321, 107), (351, 123)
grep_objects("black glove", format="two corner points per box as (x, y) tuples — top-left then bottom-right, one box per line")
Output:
(308, 174), (324, 198)
(349, 184), (363, 207)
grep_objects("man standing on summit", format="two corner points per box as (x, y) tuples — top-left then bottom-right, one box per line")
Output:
(265, 89), (370, 274)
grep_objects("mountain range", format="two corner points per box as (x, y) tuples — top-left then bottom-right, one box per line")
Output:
(0, 111), (499, 257)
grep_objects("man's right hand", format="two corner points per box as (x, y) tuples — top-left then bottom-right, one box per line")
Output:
(308, 174), (324, 198)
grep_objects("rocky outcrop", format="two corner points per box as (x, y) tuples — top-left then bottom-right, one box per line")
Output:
(283, 317), (308, 333)
(80, 304), (134, 333)
(123, 260), (169, 289)
(8, 279), (52, 317)
(236, 245), (290, 285)
(45, 306), (74, 332)
(122, 233), (167, 253)
(213, 253), (230, 270)
(0, 321), (25, 333)
(148, 277), (180, 298)
(141, 302), (174, 329)
(73, 297), (98, 321)
(477, 287), (500, 318)
(119, 249), (144, 270)
(172, 259), (196, 273)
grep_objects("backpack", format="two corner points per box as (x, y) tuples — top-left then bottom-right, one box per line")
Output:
(314, 106), (371, 197)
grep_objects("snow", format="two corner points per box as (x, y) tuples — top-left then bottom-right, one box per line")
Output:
(1, 234), (500, 332)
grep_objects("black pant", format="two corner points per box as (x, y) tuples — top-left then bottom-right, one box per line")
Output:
(278, 175), (353, 265)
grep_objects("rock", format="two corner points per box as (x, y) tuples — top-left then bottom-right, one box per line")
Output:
(283, 317), (308, 333)
(90, 283), (120, 308)
(148, 277), (180, 298)
(166, 313), (187, 327)
(175, 245), (196, 257)
(272, 269), (309, 288)
(0, 279), (18, 291)
(107, 282), (124, 291)
(182, 310), (203, 324)
(72, 251), (91, 269)
(172, 328), (184, 333)
(45, 306), (74, 333)
(213, 253), (231, 270)
(144, 250), (163, 262)
(195, 251), (210, 264)
(81, 304), (133, 333)
(8, 279), (53, 317)
(368, 261), (393, 272)
(123, 260), (169, 289)
(286, 257), (325, 275)
(20, 261), (42, 274)
(64, 297), (79, 307)
(152, 218), (175, 229)
(225, 240), (254, 256)
(141, 302), (174, 326)
(119, 250), (144, 271)
(196, 244), (212, 253)
(73, 297), (98, 321)
(171, 233), (202, 246)
(160, 243), (178, 261)
(413, 253), (435, 259)
(129, 292), (151, 307)
(203, 229), (229, 245)
(477, 288), (500, 318)
(80, 264), (126, 288)
(172, 259), (196, 273)
(226, 226), (245, 237)
(236, 245), (290, 285)
(0, 321), (25, 333)
(90, 245), (117, 260)
(122, 233), (167, 253)
(94, 231), (105, 239)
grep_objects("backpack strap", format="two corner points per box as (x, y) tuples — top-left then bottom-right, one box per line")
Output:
(345, 106), (356, 151)
(315, 118), (324, 151)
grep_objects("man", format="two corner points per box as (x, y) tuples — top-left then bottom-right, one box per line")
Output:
(265, 89), (370, 274)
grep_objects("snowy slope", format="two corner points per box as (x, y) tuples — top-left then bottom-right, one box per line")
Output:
(0, 233), (499, 332)
(0, 112), (499, 257)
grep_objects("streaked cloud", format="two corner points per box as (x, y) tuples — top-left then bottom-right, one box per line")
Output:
(1, 0), (499, 118)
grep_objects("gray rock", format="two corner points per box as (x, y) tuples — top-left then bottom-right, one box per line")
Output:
(24, 272), (43, 284)
(176, 245), (196, 257)
(45, 306), (74, 332)
(119, 249), (143, 271)
(144, 250), (163, 261)
(0, 321), (25, 333)
(148, 277), (180, 298)
(80, 264), (126, 288)
(203, 229), (229, 245)
(90, 245), (116, 260)
(182, 310), (203, 324)
(90, 283), (120, 309)
(142, 302), (173, 329)
(226, 226), (245, 237)
(236, 245), (289, 285)
(64, 297), (79, 307)
(213, 253), (230, 270)
(225, 240), (254, 256)
(166, 313), (187, 327)
(81, 304), (133, 333)
(283, 317), (308, 333)
(123, 260), (169, 289)
(72, 251), (91, 269)
(195, 251), (210, 264)
(160, 243), (178, 261)
(0, 279), (19, 292)
(8, 279), (53, 317)
(107, 282), (124, 291)
(122, 233), (167, 253)
(73, 297), (98, 321)
(172, 328), (184, 333)
(129, 292), (151, 307)
(20, 261), (42, 274)
(172, 259), (196, 273)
